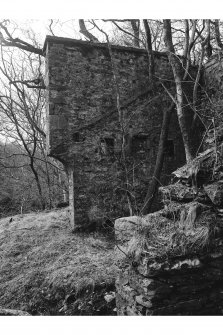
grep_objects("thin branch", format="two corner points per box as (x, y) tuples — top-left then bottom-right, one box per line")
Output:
(9, 79), (46, 89)
(214, 19), (223, 49)
(143, 19), (154, 80)
(49, 19), (55, 36)
(0, 22), (43, 56)
(130, 20), (140, 47)
(160, 82), (177, 105)
(103, 20), (143, 46)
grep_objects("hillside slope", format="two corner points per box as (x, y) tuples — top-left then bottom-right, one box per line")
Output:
(0, 209), (117, 315)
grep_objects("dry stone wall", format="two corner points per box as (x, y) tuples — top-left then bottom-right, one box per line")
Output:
(115, 252), (223, 315)
(115, 146), (223, 315)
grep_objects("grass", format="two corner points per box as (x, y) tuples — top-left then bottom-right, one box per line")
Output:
(0, 209), (117, 315)
(127, 203), (218, 262)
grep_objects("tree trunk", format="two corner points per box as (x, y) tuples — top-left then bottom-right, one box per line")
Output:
(183, 20), (197, 80)
(141, 102), (174, 215)
(183, 19), (189, 59)
(79, 20), (99, 42)
(29, 158), (45, 210)
(130, 20), (140, 47)
(143, 19), (155, 81)
(68, 167), (75, 228)
(163, 19), (194, 162)
(214, 19), (223, 49)
(192, 20), (210, 127)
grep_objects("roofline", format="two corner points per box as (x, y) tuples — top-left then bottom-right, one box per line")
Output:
(42, 36), (200, 71)
(43, 35), (168, 58)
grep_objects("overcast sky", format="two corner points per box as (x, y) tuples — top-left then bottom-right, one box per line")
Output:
(2, 0), (222, 20)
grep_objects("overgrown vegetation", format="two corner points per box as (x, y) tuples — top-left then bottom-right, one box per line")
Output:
(128, 144), (223, 263)
(127, 206), (215, 262)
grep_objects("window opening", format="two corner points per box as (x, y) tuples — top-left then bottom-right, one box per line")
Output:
(73, 132), (80, 142)
(100, 137), (115, 155)
(132, 134), (148, 154)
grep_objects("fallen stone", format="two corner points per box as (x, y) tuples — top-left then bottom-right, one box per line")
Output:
(104, 291), (116, 303)
(204, 181), (223, 207)
(162, 201), (210, 222)
(172, 148), (215, 185)
(135, 295), (152, 308)
(160, 182), (197, 202)
(0, 308), (31, 316)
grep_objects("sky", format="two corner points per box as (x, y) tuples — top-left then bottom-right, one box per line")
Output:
(1, 0), (223, 19)
(0, 19), (115, 50)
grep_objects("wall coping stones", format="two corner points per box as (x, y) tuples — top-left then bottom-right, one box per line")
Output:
(43, 35), (168, 57)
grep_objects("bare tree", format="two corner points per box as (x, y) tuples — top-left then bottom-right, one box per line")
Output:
(0, 20), (43, 56)
(0, 40), (67, 211)
(143, 19), (154, 80)
(163, 19), (195, 162)
(214, 19), (223, 49)
(78, 20), (99, 42)
(141, 102), (175, 214)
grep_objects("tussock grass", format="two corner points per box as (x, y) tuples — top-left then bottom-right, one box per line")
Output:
(127, 207), (215, 262)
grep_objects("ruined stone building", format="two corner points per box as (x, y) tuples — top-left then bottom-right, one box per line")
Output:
(44, 36), (201, 227)
(43, 36), (223, 315)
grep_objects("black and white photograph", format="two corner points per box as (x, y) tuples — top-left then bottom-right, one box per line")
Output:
(0, 1), (223, 332)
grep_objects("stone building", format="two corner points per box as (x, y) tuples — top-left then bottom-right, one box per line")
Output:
(44, 36), (201, 227)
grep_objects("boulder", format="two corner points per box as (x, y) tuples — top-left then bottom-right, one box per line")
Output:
(114, 216), (141, 244)
(114, 216), (141, 260)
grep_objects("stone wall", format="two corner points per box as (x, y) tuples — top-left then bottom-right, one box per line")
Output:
(114, 55), (223, 316)
(204, 52), (223, 91)
(115, 147), (223, 315)
(44, 36), (199, 225)
(203, 52), (223, 128)
(116, 252), (223, 315)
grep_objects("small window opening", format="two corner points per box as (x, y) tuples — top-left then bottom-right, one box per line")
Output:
(164, 139), (174, 157)
(73, 132), (80, 142)
(132, 135), (148, 154)
(100, 137), (115, 155)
